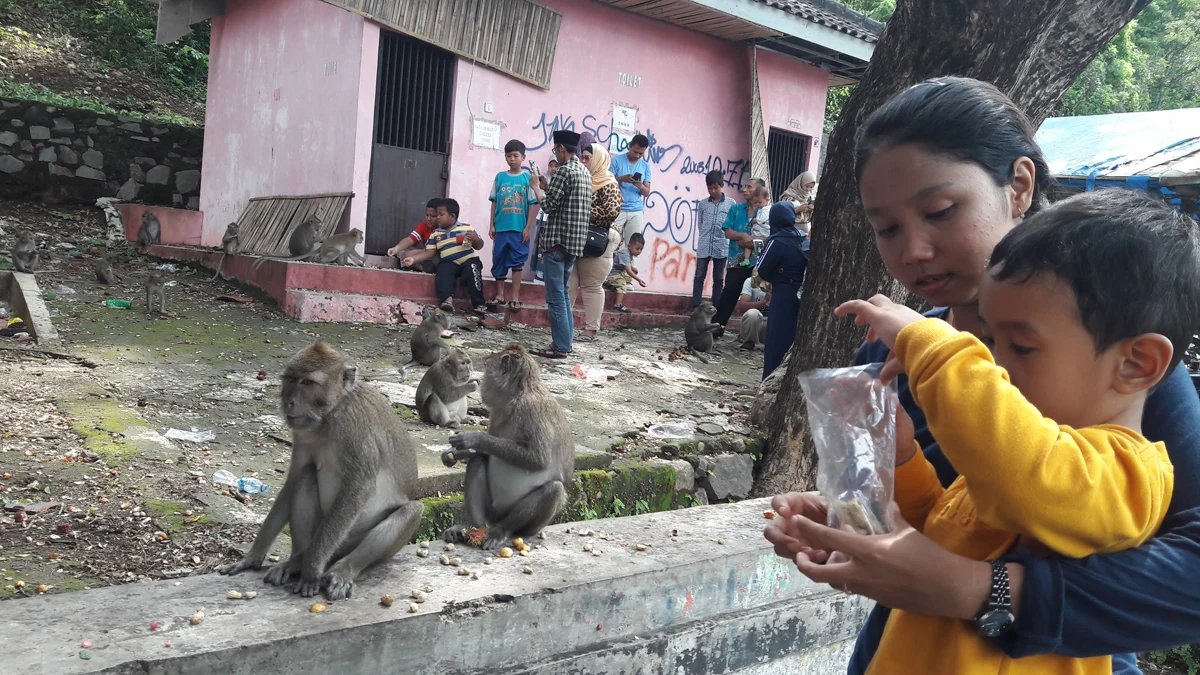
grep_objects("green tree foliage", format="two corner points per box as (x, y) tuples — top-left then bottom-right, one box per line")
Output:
(824, 0), (1199, 130)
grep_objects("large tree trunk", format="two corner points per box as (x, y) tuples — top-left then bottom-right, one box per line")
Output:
(751, 0), (1151, 497)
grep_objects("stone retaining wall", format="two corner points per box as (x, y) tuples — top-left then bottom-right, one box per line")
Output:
(0, 98), (203, 207)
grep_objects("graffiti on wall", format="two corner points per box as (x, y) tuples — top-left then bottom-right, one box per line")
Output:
(527, 110), (750, 292)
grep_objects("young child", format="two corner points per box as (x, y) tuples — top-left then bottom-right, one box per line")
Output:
(489, 139), (538, 309)
(531, 158), (560, 282)
(402, 198), (486, 313)
(607, 232), (647, 313)
(835, 189), (1198, 675)
(734, 185), (771, 267)
(387, 197), (444, 272)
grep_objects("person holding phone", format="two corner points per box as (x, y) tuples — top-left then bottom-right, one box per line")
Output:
(611, 134), (652, 245)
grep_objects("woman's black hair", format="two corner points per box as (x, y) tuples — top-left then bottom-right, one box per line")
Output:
(854, 77), (1052, 214)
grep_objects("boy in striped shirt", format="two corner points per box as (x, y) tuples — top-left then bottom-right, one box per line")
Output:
(402, 198), (486, 313)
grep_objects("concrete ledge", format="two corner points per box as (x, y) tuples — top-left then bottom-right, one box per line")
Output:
(1, 270), (60, 346)
(0, 499), (870, 675)
(117, 204), (205, 247)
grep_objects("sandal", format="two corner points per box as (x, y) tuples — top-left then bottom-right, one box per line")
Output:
(531, 347), (568, 359)
(508, 301), (523, 310)
(575, 333), (598, 342)
(439, 302), (454, 313)
(489, 297), (504, 306)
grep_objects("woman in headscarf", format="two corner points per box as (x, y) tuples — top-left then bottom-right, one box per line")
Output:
(754, 201), (810, 379)
(779, 170), (818, 233)
(568, 142), (623, 341)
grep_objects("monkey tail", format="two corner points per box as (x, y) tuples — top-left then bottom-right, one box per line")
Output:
(399, 359), (418, 375)
(208, 253), (226, 282)
(689, 347), (710, 364)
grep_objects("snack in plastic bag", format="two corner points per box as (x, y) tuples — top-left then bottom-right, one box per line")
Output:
(798, 362), (898, 535)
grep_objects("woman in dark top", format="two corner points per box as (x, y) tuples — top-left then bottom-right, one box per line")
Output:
(754, 202), (809, 380)
(764, 77), (1200, 674)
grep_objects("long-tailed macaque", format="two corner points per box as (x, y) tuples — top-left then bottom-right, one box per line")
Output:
(12, 230), (38, 273)
(442, 344), (573, 551)
(95, 255), (122, 284)
(145, 272), (167, 314)
(219, 342), (423, 601)
(415, 349), (476, 429)
(684, 301), (722, 363)
(400, 307), (452, 373)
(208, 222), (241, 281)
(136, 212), (161, 252)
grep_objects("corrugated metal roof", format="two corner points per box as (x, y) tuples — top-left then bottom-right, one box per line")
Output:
(752, 0), (884, 43)
(1035, 108), (1200, 185)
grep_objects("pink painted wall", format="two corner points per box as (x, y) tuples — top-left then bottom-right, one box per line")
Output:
(199, 0), (375, 248)
(444, 0), (830, 294)
(116, 205), (205, 246)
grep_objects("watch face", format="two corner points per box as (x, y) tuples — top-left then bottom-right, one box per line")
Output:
(978, 609), (1016, 638)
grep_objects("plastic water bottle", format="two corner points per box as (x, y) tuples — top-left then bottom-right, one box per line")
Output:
(238, 477), (269, 494)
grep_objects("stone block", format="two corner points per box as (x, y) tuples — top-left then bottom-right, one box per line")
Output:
(187, 196), (200, 210)
(119, 122), (143, 132)
(19, 140), (33, 152)
(0, 130), (17, 146)
(115, 178), (140, 201)
(135, 156), (157, 167)
(172, 193), (183, 206)
(0, 155), (24, 173)
(48, 164), (73, 177)
(18, 153), (32, 162)
(175, 168), (200, 194)
(692, 488), (710, 506)
(37, 147), (56, 162)
(700, 453), (754, 501)
(151, 126), (168, 136)
(82, 148), (104, 169)
(130, 135), (151, 142)
(1, 100), (17, 108)
(29, 125), (50, 140)
(664, 459), (695, 492)
(48, 137), (71, 145)
(146, 164), (171, 185)
(52, 117), (75, 133)
(57, 147), (79, 165)
(117, 114), (140, 123)
(95, 117), (113, 127)
(9, 119), (24, 128)
(75, 166), (106, 181)
(128, 163), (145, 183)
(181, 156), (199, 165)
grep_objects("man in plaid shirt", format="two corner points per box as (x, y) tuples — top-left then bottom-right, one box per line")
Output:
(530, 129), (591, 358)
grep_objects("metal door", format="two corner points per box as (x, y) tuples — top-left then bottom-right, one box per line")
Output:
(767, 128), (812, 202)
(366, 30), (454, 254)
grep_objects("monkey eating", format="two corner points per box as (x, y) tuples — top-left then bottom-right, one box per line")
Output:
(684, 301), (722, 363)
(208, 222), (241, 281)
(145, 272), (167, 314)
(400, 307), (453, 374)
(11, 230), (39, 274)
(249, 223), (367, 276)
(95, 255), (122, 285)
(136, 212), (161, 252)
(415, 348), (477, 429)
(219, 342), (423, 601)
(441, 344), (574, 551)
(248, 215), (322, 277)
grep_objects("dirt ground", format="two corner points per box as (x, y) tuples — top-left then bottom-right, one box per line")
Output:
(0, 199), (766, 600)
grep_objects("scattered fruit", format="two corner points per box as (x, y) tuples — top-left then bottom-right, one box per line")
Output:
(763, 510), (777, 520)
(227, 590), (243, 600)
(411, 591), (426, 603)
(190, 609), (205, 625)
(498, 547), (514, 558)
(419, 541), (430, 549)
(416, 549), (430, 558)
(511, 537), (525, 549)
(457, 567), (470, 576)
(408, 603), (420, 613)
(380, 594), (394, 607)
(309, 602), (327, 613)
(36, 584), (49, 593)
(522, 566), (533, 575)
(439, 554), (451, 565)
(244, 591), (257, 600)
(582, 543), (593, 552)
(450, 557), (462, 566)
(150, 622), (159, 632)
(80, 641), (92, 649)
(635, 544), (648, 551)
(443, 543), (455, 552)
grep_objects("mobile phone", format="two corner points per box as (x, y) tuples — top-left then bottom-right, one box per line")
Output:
(632, 172), (642, 181)
(529, 161), (539, 175)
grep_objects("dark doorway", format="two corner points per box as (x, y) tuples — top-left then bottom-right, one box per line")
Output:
(767, 128), (812, 202)
(366, 31), (454, 255)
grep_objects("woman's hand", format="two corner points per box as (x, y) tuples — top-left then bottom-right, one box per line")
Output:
(764, 492), (831, 563)
(783, 505), (993, 621)
(834, 295), (926, 350)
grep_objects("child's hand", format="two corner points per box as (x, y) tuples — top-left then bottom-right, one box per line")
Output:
(488, 225), (496, 240)
(401, 256), (416, 268)
(387, 245), (400, 257)
(521, 226), (532, 245)
(834, 295), (925, 351)
(637, 278), (646, 287)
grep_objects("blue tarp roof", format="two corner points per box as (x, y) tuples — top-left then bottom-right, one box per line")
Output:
(1035, 108), (1200, 190)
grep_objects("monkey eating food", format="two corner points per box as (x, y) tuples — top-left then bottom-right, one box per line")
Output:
(11, 230), (39, 274)
(400, 307), (452, 374)
(136, 212), (161, 252)
(145, 272), (167, 314)
(249, 223), (367, 277)
(684, 301), (722, 363)
(95, 255), (122, 285)
(208, 222), (241, 281)
(219, 342), (423, 601)
(441, 344), (574, 551)
(247, 215), (322, 277)
(415, 348), (477, 429)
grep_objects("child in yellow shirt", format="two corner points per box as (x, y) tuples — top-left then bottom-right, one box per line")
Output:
(835, 189), (1199, 675)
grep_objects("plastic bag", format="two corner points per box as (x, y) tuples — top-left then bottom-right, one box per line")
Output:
(798, 362), (898, 535)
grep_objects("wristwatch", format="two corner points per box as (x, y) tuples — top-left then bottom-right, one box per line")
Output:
(975, 559), (1016, 637)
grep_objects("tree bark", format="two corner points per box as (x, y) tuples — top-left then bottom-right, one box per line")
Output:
(751, 0), (1152, 497)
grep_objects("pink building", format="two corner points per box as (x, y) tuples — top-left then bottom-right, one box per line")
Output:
(159, 0), (879, 296)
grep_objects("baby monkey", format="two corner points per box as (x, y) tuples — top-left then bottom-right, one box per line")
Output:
(145, 272), (167, 314)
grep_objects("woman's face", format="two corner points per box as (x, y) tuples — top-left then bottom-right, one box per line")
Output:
(581, 151), (592, 168)
(858, 143), (1030, 309)
(802, 181), (817, 191)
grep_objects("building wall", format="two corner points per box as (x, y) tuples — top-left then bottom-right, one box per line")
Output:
(200, 0), (376, 247)
(444, 0), (830, 295)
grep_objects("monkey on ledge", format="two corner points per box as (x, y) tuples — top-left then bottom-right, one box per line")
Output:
(219, 342), (423, 601)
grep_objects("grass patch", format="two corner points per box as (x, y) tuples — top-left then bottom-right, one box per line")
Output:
(61, 396), (145, 462)
(0, 78), (199, 126)
(143, 498), (211, 532)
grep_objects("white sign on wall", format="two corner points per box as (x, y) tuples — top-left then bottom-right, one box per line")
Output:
(472, 119), (502, 150)
(610, 105), (637, 154)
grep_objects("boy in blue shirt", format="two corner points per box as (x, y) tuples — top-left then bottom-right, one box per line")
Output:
(611, 134), (652, 245)
(489, 139), (539, 309)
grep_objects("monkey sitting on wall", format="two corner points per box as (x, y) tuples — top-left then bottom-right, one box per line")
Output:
(136, 212), (161, 252)
(441, 344), (574, 551)
(11, 230), (39, 273)
(219, 342), (423, 601)
(684, 301), (722, 363)
(415, 348), (477, 429)
(208, 222), (241, 281)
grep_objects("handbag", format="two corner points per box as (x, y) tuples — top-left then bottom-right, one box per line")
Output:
(582, 226), (609, 258)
